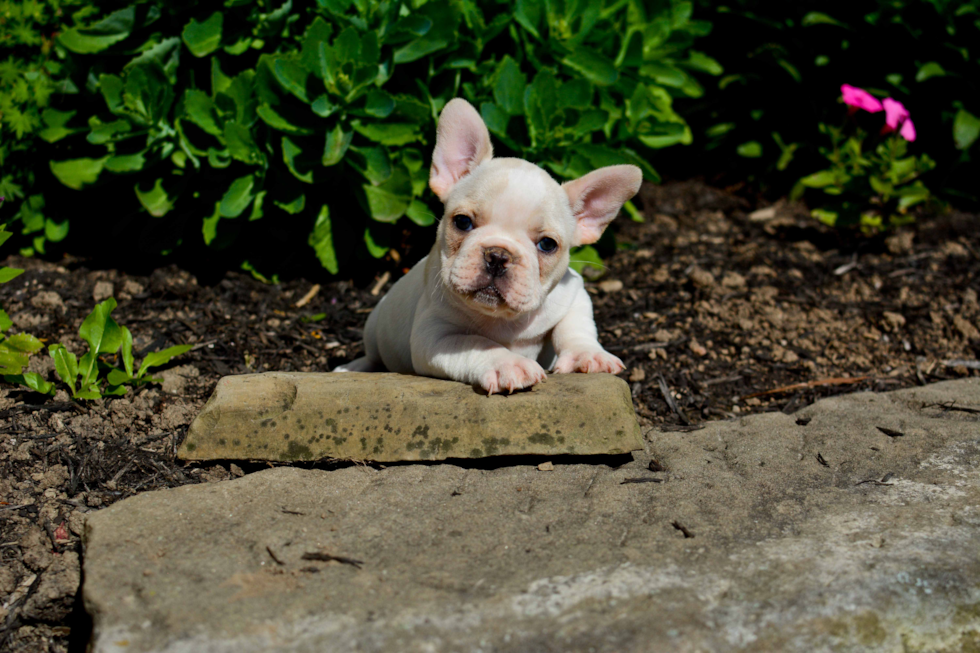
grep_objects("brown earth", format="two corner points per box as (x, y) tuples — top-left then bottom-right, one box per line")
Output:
(0, 180), (978, 652)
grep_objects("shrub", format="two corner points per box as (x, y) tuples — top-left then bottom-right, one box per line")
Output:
(1, 0), (719, 276)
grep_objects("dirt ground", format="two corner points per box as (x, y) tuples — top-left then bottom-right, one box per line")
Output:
(1, 180), (978, 652)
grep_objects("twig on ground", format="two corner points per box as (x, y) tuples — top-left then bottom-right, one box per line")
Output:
(370, 272), (391, 296)
(301, 551), (363, 569)
(656, 373), (690, 425)
(744, 376), (872, 398)
(294, 284), (321, 308)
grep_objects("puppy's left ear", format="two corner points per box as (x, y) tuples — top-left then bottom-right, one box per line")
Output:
(429, 99), (493, 201)
(562, 165), (642, 246)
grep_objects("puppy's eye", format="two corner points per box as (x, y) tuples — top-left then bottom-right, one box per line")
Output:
(537, 237), (558, 254)
(453, 215), (474, 232)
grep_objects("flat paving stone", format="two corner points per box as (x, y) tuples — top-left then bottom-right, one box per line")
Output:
(178, 372), (643, 462)
(85, 379), (980, 652)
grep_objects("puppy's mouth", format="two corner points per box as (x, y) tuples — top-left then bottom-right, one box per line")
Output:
(470, 284), (503, 307)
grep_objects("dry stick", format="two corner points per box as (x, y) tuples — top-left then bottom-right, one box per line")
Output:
(743, 376), (872, 399)
(294, 284), (321, 308)
(370, 271), (391, 297)
(656, 373), (691, 426)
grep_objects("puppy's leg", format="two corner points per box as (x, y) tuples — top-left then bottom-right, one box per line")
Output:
(550, 287), (624, 375)
(412, 320), (546, 394)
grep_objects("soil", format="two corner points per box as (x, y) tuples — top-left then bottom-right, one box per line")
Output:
(1, 180), (978, 652)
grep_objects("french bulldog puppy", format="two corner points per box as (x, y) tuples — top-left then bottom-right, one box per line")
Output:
(335, 98), (641, 394)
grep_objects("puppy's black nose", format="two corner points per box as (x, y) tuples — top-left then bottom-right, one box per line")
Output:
(484, 247), (511, 278)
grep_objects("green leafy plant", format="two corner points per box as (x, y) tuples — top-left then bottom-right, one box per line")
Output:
(793, 85), (935, 232)
(4, 0), (718, 276)
(0, 0), (81, 255)
(0, 197), (48, 389)
(9, 297), (192, 399)
(105, 328), (193, 392)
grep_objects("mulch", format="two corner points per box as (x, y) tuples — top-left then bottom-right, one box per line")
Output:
(1, 179), (977, 652)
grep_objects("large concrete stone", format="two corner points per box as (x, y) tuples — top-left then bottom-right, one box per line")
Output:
(179, 372), (642, 462)
(85, 379), (980, 652)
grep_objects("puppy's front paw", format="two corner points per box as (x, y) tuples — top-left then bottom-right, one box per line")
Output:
(554, 350), (625, 375)
(480, 357), (547, 395)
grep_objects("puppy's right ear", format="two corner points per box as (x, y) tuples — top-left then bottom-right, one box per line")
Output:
(429, 99), (493, 201)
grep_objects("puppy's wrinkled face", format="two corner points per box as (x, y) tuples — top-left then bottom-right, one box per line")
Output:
(438, 158), (572, 318)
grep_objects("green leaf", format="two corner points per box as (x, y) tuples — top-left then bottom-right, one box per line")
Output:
(58, 7), (136, 54)
(916, 62), (946, 82)
(562, 48), (618, 86)
(348, 146), (392, 184)
(494, 56), (527, 116)
(282, 137), (315, 183)
(257, 105), (314, 135)
(800, 170), (840, 188)
(49, 344), (78, 388)
(45, 219), (69, 243)
(405, 199), (436, 227)
(87, 119), (132, 145)
(480, 103), (510, 138)
(363, 165), (412, 222)
(576, 144), (660, 183)
(274, 194), (306, 214)
(135, 179), (175, 217)
(801, 12), (846, 27)
(273, 56), (310, 103)
(0, 347), (29, 375)
(220, 175), (256, 218)
(953, 109), (980, 150)
(569, 245), (604, 275)
(681, 51), (723, 75)
(514, 0), (542, 38)
(105, 153), (146, 173)
(182, 12), (223, 58)
(308, 205), (338, 274)
(137, 344), (193, 378)
(181, 89), (223, 136)
(50, 157), (108, 190)
(202, 202), (221, 245)
(323, 124), (353, 166)
(78, 298), (123, 385)
(0, 268), (24, 283)
(352, 122), (420, 146)
(225, 122), (265, 165)
(38, 109), (80, 143)
(123, 63), (174, 125)
(75, 383), (102, 400)
(559, 79), (593, 110)
(811, 208), (838, 226)
(4, 373), (55, 395)
(364, 226), (389, 258)
(107, 368), (132, 386)
(737, 141), (762, 158)
(121, 325), (134, 377)
(4, 334), (43, 354)
(364, 89), (395, 118)
(311, 95), (339, 118)
(0, 310), (11, 333)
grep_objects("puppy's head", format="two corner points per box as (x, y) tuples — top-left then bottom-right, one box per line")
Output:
(429, 98), (642, 319)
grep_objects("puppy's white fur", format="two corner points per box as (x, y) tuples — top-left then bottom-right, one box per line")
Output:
(336, 98), (641, 394)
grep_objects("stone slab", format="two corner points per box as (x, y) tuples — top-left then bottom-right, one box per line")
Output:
(86, 379), (980, 652)
(178, 372), (642, 462)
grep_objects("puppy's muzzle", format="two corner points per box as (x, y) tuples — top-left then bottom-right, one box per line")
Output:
(483, 246), (513, 278)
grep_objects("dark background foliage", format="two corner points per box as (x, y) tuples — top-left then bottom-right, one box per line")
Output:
(676, 0), (980, 208)
(1, 0), (978, 283)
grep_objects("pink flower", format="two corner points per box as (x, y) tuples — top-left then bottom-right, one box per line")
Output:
(841, 84), (883, 113)
(882, 98), (916, 142)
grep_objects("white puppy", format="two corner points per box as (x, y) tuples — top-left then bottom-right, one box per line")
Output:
(335, 98), (641, 394)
